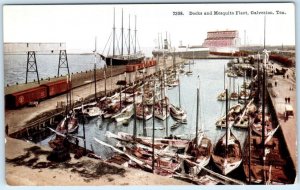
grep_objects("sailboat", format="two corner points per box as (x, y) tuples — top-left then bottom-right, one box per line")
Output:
(81, 102), (103, 118)
(239, 71), (251, 104)
(82, 38), (104, 118)
(217, 65), (226, 101)
(112, 104), (134, 123)
(251, 112), (274, 137)
(154, 72), (170, 120)
(185, 51), (193, 75)
(136, 103), (153, 120)
(56, 75), (79, 134)
(215, 103), (242, 128)
(242, 16), (295, 184)
(182, 86), (212, 176)
(243, 55), (284, 183)
(230, 78), (239, 100)
(169, 56), (187, 122)
(212, 89), (242, 175)
(136, 78), (153, 120)
(100, 9), (144, 66)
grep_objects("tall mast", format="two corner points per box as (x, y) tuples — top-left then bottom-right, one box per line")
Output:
(94, 36), (97, 101)
(65, 75), (69, 135)
(134, 15), (137, 54)
(262, 15), (267, 180)
(262, 56), (266, 184)
(133, 82), (137, 138)
(193, 51), (195, 64)
(113, 8), (116, 57)
(177, 55), (181, 108)
(121, 9), (124, 56)
(165, 32), (168, 49)
(264, 15), (266, 49)
(189, 55), (191, 72)
(225, 89), (228, 159)
(169, 33), (171, 49)
(158, 33), (160, 49)
(248, 108), (251, 184)
(104, 59), (107, 96)
(142, 68), (146, 135)
(152, 81), (156, 173)
(196, 88), (199, 146)
(165, 32), (167, 41)
(223, 65), (226, 90)
(128, 14), (131, 55)
(165, 71), (168, 137)
(160, 33), (163, 51)
(233, 78), (235, 93)
(244, 30), (246, 47)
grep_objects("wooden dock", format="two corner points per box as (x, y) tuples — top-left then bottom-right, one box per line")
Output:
(266, 62), (297, 169)
(5, 57), (184, 136)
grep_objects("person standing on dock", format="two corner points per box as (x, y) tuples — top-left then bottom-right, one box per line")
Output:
(285, 97), (287, 104)
(5, 124), (8, 136)
(156, 156), (161, 168)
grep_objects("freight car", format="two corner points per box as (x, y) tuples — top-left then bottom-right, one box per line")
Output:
(269, 54), (294, 67)
(5, 79), (69, 109)
(126, 59), (157, 72)
(5, 86), (48, 108)
(41, 80), (69, 97)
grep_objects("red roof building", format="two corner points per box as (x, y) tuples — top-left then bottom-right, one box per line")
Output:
(202, 30), (241, 53)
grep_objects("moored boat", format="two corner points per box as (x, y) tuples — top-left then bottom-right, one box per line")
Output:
(136, 103), (153, 120)
(56, 112), (79, 134)
(212, 127), (242, 175)
(212, 89), (242, 175)
(82, 106), (104, 118)
(100, 8), (145, 66)
(169, 104), (187, 121)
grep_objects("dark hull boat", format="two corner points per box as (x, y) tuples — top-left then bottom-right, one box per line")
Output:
(101, 8), (145, 66)
(183, 132), (212, 176)
(242, 135), (294, 184)
(212, 128), (242, 175)
(212, 89), (243, 175)
(100, 54), (145, 66)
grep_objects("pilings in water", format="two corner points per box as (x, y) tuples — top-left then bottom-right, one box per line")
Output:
(9, 110), (64, 142)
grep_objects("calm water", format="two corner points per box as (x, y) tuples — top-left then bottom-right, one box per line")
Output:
(4, 47), (154, 86)
(36, 59), (248, 159)
(4, 54), (107, 86)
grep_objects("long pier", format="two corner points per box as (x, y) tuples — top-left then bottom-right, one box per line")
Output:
(266, 62), (297, 169)
(5, 56), (184, 137)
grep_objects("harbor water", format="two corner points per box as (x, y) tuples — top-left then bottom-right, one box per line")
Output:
(34, 58), (248, 160)
(4, 47), (155, 86)
(4, 54), (106, 86)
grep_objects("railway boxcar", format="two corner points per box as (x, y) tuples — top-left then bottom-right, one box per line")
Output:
(125, 59), (157, 72)
(41, 79), (69, 97)
(5, 86), (48, 108)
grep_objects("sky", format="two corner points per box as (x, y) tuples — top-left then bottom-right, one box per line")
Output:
(3, 3), (296, 53)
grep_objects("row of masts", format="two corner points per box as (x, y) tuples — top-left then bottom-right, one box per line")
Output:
(51, 14), (293, 185)
(156, 32), (172, 50)
(112, 8), (138, 57)
(53, 45), (291, 184)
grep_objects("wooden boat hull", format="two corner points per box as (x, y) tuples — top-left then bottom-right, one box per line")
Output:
(82, 106), (103, 118)
(212, 129), (242, 175)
